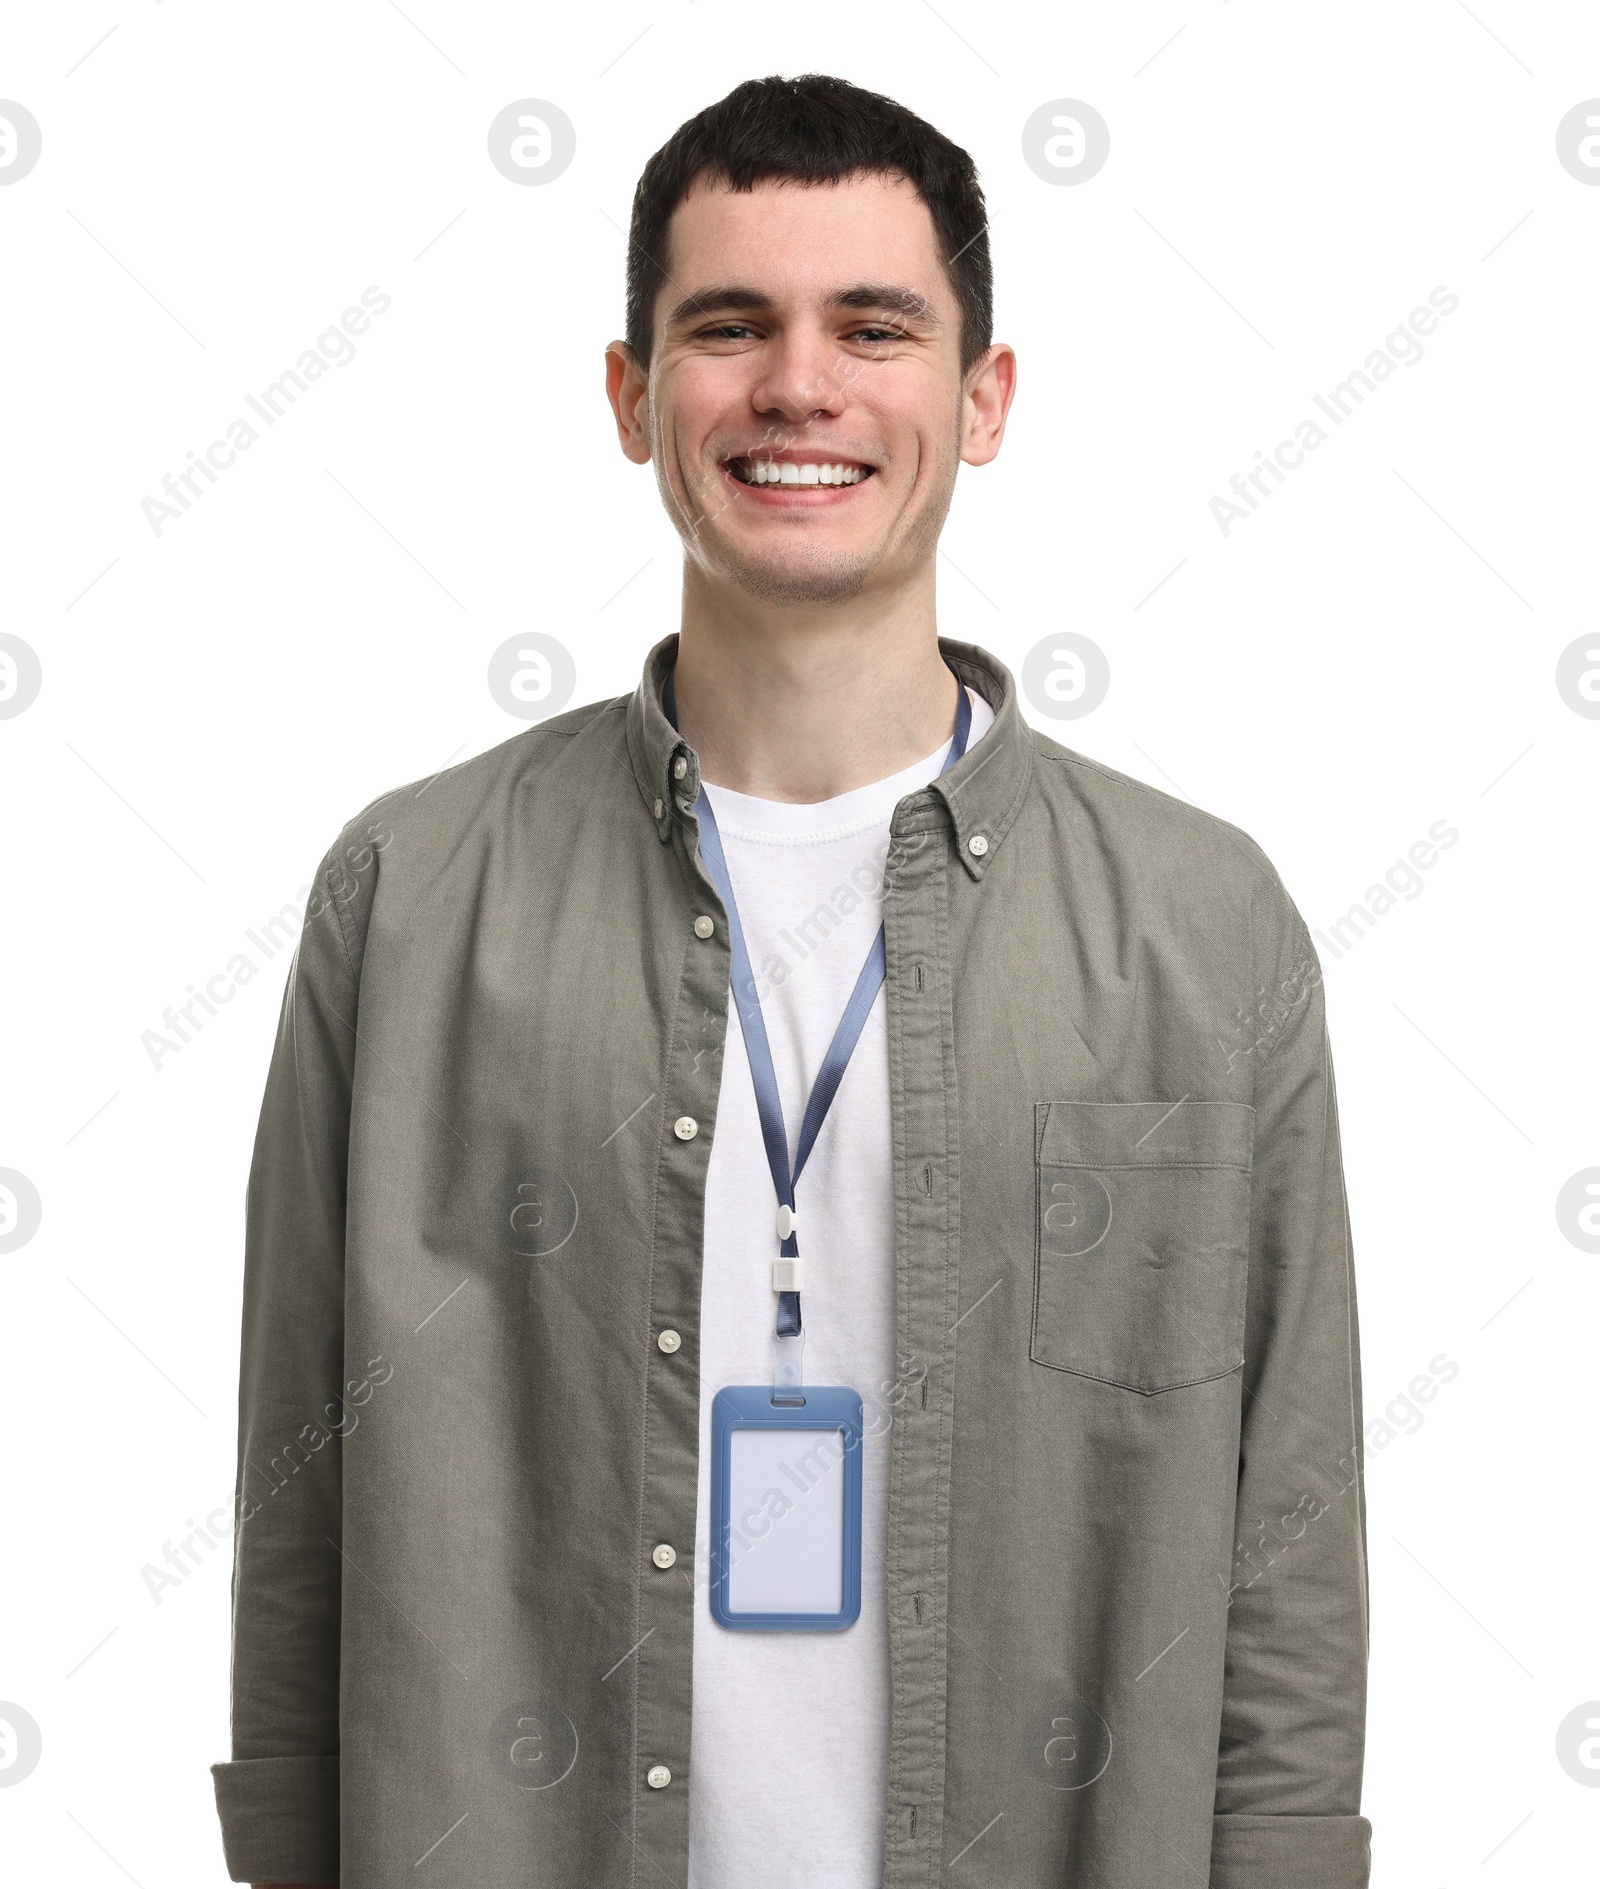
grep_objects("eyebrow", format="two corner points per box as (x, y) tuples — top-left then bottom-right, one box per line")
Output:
(663, 283), (941, 330)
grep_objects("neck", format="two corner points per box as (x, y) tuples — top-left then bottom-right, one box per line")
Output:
(669, 566), (959, 803)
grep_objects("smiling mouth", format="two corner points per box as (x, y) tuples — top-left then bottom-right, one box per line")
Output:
(724, 457), (875, 487)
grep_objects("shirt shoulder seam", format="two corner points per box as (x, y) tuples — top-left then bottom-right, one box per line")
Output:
(1029, 738), (1279, 887)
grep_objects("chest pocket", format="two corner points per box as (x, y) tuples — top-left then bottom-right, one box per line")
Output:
(1032, 1100), (1254, 1395)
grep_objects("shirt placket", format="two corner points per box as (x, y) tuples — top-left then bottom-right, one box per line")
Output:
(880, 803), (961, 1886)
(631, 758), (731, 1883)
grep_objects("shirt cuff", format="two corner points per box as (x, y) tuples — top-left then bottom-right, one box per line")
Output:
(211, 1755), (339, 1884)
(1210, 1813), (1371, 1888)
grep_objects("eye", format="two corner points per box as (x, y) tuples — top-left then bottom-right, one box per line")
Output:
(701, 322), (761, 341)
(850, 325), (907, 345)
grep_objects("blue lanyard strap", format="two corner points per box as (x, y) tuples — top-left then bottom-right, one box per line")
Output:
(662, 666), (972, 1340)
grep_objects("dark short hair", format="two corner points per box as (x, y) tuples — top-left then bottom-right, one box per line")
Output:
(625, 73), (992, 375)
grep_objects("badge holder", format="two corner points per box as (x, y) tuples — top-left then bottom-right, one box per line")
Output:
(710, 1381), (863, 1632)
(665, 664), (969, 1637)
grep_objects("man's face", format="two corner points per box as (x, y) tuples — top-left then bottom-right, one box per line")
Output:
(608, 171), (1007, 607)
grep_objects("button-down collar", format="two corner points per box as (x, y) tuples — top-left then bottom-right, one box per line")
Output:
(624, 633), (1033, 878)
(626, 636), (699, 844)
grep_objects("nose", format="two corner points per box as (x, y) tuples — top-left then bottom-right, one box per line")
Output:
(747, 324), (850, 432)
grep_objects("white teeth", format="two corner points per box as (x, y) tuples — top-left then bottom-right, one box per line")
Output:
(739, 460), (868, 486)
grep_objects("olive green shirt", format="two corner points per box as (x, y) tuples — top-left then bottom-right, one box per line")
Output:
(212, 636), (1371, 1887)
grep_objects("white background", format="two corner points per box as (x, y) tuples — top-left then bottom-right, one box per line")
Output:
(2, 3), (1597, 1883)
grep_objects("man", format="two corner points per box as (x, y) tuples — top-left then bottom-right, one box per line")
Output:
(214, 73), (1371, 1889)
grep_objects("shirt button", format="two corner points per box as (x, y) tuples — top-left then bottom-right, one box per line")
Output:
(693, 915), (714, 939)
(651, 1543), (677, 1569)
(646, 1764), (672, 1790)
(657, 1328), (682, 1353)
(652, 798), (664, 820)
(673, 756), (688, 780)
(968, 833), (990, 857)
(673, 1116), (699, 1141)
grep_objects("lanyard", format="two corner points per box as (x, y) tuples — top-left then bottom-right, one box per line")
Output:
(662, 666), (972, 1361)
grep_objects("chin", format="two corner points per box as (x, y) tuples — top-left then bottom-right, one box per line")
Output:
(711, 542), (876, 607)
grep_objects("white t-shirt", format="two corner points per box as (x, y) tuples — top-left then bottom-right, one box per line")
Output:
(687, 689), (995, 1889)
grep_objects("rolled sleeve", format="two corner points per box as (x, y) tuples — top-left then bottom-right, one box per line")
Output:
(1209, 1812), (1372, 1887)
(211, 1754), (340, 1884)
(212, 830), (376, 1881)
(1211, 869), (1371, 1885)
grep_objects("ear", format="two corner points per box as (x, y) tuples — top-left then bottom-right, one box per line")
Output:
(959, 343), (1017, 468)
(605, 341), (653, 465)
